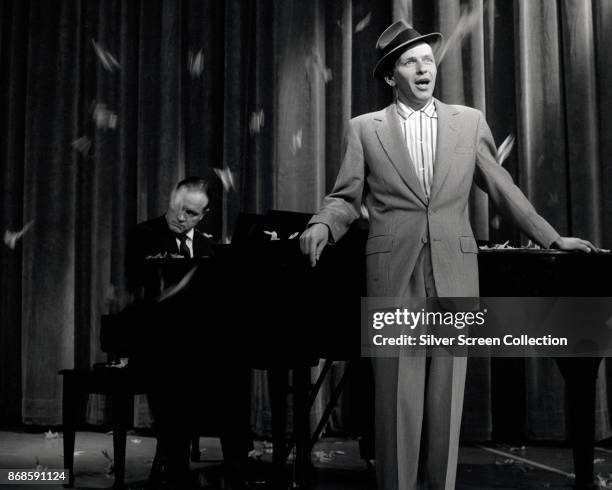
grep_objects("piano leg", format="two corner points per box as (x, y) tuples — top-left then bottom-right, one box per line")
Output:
(554, 357), (603, 488)
(110, 392), (132, 490)
(292, 366), (312, 489)
(61, 374), (81, 488)
(269, 368), (289, 489)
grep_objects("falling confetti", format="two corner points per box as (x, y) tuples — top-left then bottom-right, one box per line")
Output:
(496, 134), (515, 166)
(91, 103), (118, 130)
(4, 220), (34, 250)
(91, 39), (120, 72)
(249, 109), (265, 135)
(263, 230), (279, 241)
(288, 232), (299, 240)
(74, 451), (85, 457)
(547, 192), (560, 206)
(291, 129), (303, 155)
(72, 136), (92, 156)
(156, 265), (198, 303)
(360, 204), (369, 220)
(355, 12), (371, 33)
(494, 458), (532, 472)
(306, 50), (332, 84)
(437, 7), (481, 63)
(490, 214), (501, 230)
(213, 167), (235, 192)
(130, 439), (142, 445)
(188, 49), (205, 78)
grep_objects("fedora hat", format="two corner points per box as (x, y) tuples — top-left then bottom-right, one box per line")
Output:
(373, 20), (443, 80)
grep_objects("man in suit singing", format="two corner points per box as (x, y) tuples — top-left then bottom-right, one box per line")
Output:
(300, 21), (596, 490)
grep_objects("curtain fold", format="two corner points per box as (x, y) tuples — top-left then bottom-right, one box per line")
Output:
(21, 0), (81, 424)
(559, 0), (602, 243)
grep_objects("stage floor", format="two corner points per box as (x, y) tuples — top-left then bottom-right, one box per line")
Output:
(0, 429), (610, 489)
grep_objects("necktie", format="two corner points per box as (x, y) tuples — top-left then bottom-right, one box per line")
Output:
(177, 234), (190, 258)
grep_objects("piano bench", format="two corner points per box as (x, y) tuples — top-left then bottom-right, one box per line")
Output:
(59, 367), (147, 490)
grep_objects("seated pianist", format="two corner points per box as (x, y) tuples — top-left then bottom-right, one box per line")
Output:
(125, 176), (253, 489)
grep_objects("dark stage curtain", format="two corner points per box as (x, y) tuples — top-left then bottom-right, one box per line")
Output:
(1, 0), (611, 445)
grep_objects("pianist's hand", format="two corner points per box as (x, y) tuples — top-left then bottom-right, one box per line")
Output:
(552, 236), (598, 253)
(300, 223), (329, 267)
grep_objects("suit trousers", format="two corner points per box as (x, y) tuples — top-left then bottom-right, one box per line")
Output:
(373, 244), (468, 490)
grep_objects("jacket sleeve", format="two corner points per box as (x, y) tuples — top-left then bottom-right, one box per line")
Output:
(308, 119), (365, 243)
(473, 112), (560, 248)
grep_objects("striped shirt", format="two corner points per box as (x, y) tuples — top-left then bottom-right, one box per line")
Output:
(396, 99), (437, 199)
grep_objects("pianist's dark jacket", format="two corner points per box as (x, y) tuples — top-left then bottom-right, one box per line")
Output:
(125, 215), (216, 295)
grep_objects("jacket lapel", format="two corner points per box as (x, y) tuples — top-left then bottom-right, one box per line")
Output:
(374, 104), (428, 206)
(429, 99), (459, 203)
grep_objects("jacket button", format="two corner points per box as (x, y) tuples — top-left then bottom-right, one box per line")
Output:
(421, 236), (428, 244)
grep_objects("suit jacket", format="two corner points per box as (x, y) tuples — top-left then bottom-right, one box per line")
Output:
(126, 215), (215, 294)
(310, 100), (560, 300)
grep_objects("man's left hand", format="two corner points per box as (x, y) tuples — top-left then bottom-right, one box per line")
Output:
(552, 236), (598, 252)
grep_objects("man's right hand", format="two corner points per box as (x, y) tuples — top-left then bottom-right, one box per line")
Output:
(299, 223), (329, 267)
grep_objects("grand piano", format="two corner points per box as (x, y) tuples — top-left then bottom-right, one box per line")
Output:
(122, 210), (612, 488)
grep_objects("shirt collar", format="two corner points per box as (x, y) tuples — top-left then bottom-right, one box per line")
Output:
(184, 228), (194, 241)
(396, 98), (437, 120)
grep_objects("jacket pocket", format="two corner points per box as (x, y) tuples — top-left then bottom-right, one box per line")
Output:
(366, 234), (393, 255)
(366, 235), (393, 297)
(459, 236), (478, 253)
